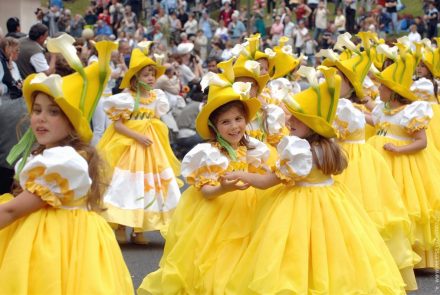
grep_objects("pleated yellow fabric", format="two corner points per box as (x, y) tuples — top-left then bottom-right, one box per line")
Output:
(0, 208), (134, 294)
(426, 103), (440, 152)
(138, 186), (258, 295)
(225, 171), (406, 294)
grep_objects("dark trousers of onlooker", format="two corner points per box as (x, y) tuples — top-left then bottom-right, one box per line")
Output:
(308, 3), (318, 29)
(0, 167), (14, 194)
(267, 0), (276, 13)
(428, 23), (438, 38)
(345, 6), (356, 33)
(334, 0), (341, 13)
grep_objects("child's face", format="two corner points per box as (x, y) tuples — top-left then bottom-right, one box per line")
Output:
(379, 84), (392, 102)
(214, 105), (247, 149)
(137, 65), (157, 86)
(31, 92), (73, 148)
(235, 76), (259, 98)
(416, 62), (430, 78)
(257, 58), (269, 75)
(286, 115), (311, 138)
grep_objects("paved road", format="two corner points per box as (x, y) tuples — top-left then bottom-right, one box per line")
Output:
(122, 231), (439, 294)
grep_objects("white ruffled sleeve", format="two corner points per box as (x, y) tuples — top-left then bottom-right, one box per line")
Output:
(371, 101), (385, 126)
(18, 146), (91, 207)
(246, 137), (270, 173)
(400, 101), (433, 133)
(265, 104), (289, 145)
(274, 136), (312, 183)
(334, 99), (366, 139)
(410, 78), (436, 102)
(102, 92), (134, 121)
(181, 143), (229, 189)
(154, 89), (170, 117)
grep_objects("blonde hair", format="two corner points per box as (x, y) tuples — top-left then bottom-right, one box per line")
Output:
(306, 133), (348, 175)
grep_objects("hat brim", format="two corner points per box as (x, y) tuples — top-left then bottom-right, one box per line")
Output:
(286, 106), (337, 138)
(335, 60), (366, 99)
(196, 97), (261, 139)
(234, 67), (270, 94)
(23, 77), (93, 142)
(374, 74), (418, 102)
(120, 62), (166, 89)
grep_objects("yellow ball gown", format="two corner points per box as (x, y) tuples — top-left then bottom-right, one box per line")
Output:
(226, 136), (406, 294)
(368, 100), (440, 269)
(0, 146), (134, 294)
(97, 90), (182, 231)
(333, 99), (419, 290)
(138, 138), (270, 294)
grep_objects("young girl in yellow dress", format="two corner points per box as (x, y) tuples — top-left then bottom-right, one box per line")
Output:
(137, 59), (271, 294)
(223, 67), (406, 294)
(367, 51), (440, 270)
(318, 36), (419, 289)
(97, 44), (181, 244)
(0, 45), (134, 293)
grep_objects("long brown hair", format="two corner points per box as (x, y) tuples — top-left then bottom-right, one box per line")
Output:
(305, 133), (348, 175)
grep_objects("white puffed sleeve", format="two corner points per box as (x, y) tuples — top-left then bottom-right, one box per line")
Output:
(154, 89), (171, 117)
(400, 101), (433, 133)
(246, 137), (270, 172)
(410, 78), (436, 102)
(181, 143), (229, 189)
(371, 101), (385, 126)
(102, 92), (134, 121)
(334, 99), (366, 139)
(18, 147), (91, 207)
(274, 136), (312, 183)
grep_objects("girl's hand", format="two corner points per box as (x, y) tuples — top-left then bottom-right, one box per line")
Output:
(136, 134), (153, 146)
(220, 176), (250, 192)
(383, 143), (400, 153)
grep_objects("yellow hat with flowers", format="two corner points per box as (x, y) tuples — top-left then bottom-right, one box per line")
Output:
(317, 32), (373, 100)
(282, 66), (342, 138)
(233, 59), (270, 94)
(268, 36), (303, 79)
(120, 41), (166, 89)
(418, 38), (440, 78)
(196, 58), (261, 140)
(372, 47), (418, 102)
(8, 34), (118, 170)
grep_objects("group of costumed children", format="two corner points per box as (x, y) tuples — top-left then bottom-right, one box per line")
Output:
(0, 29), (439, 294)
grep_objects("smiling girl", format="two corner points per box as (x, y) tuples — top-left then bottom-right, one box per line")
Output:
(137, 59), (271, 294)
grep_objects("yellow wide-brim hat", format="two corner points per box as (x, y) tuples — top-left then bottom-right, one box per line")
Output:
(270, 40), (301, 79)
(283, 71), (342, 138)
(374, 52), (418, 101)
(23, 62), (106, 142)
(323, 51), (371, 99)
(196, 84), (261, 139)
(421, 46), (440, 78)
(233, 63), (270, 94)
(120, 48), (166, 89)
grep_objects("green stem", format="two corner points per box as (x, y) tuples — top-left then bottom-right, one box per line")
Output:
(6, 128), (36, 178)
(312, 86), (322, 117)
(78, 67), (88, 113)
(327, 87), (335, 122)
(88, 71), (106, 122)
(399, 58), (407, 84)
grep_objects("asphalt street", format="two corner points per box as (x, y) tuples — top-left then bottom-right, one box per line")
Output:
(121, 231), (439, 294)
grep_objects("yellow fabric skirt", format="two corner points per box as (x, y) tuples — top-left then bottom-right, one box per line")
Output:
(368, 135), (440, 269)
(97, 119), (181, 231)
(225, 181), (406, 294)
(0, 205), (134, 294)
(426, 103), (440, 152)
(226, 182), (405, 295)
(335, 142), (420, 289)
(138, 186), (258, 295)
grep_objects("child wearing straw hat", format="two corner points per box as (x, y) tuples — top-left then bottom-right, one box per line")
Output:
(0, 37), (134, 293)
(97, 42), (182, 244)
(137, 59), (271, 294)
(368, 48), (440, 270)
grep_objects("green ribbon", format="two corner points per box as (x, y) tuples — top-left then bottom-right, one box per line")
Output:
(135, 80), (153, 112)
(6, 128), (36, 178)
(208, 120), (237, 161)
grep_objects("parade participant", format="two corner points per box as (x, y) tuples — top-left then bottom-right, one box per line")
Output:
(137, 59), (270, 294)
(368, 50), (440, 270)
(223, 66), (406, 294)
(0, 39), (134, 293)
(97, 42), (181, 244)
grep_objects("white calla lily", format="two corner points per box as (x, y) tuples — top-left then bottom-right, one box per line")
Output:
(231, 43), (250, 58)
(264, 48), (276, 58)
(282, 93), (303, 112)
(369, 63), (380, 75)
(269, 78), (291, 101)
(31, 73), (64, 98)
(200, 72), (230, 92)
(297, 66), (319, 87)
(334, 32), (357, 52)
(397, 36), (411, 49)
(421, 38), (433, 50)
(375, 44), (398, 61)
(46, 33), (83, 73)
(315, 49), (339, 62)
(232, 82), (252, 98)
(281, 45), (293, 56)
(244, 60), (261, 76)
(154, 53), (165, 65)
(137, 41), (153, 55)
